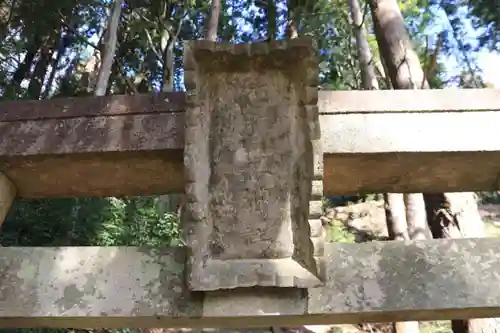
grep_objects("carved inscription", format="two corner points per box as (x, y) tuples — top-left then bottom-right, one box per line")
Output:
(183, 39), (322, 290)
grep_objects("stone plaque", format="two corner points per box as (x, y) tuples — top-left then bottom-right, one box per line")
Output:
(182, 39), (322, 291)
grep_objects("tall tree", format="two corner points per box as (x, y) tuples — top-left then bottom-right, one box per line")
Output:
(368, 0), (431, 250)
(369, 1), (500, 333)
(205, 0), (221, 41)
(348, 0), (409, 243)
(348, 1), (420, 332)
(95, 0), (123, 96)
(467, 0), (499, 51)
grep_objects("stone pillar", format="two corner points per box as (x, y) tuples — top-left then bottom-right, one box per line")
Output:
(182, 39), (323, 291)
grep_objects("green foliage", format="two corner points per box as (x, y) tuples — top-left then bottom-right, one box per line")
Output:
(420, 321), (452, 333)
(326, 222), (356, 243)
(467, 0), (500, 51)
(0, 197), (181, 247)
(96, 197), (183, 247)
(477, 192), (500, 204)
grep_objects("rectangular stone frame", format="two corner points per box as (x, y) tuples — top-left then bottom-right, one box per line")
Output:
(182, 39), (322, 290)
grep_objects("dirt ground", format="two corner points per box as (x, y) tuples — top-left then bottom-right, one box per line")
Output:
(323, 199), (500, 241)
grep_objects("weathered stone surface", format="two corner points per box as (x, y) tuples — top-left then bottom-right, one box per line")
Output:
(323, 151), (500, 194)
(0, 111), (185, 198)
(0, 92), (185, 121)
(0, 247), (202, 328)
(1, 88), (496, 122)
(3, 240), (500, 327)
(0, 114), (183, 156)
(321, 111), (500, 154)
(317, 89), (500, 113)
(320, 108), (500, 194)
(1, 90), (500, 197)
(203, 288), (307, 317)
(309, 108), (325, 265)
(309, 238), (500, 322)
(1, 150), (184, 198)
(182, 39), (321, 290)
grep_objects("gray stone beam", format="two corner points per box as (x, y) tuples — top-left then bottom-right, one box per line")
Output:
(1, 238), (500, 328)
(320, 110), (500, 194)
(0, 89), (500, 198)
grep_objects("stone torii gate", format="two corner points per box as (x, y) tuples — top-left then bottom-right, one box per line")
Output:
(0, 38), (500, 328)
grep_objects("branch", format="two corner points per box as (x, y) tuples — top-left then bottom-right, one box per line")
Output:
(421, 35), (430, 89)
(144, 28), (164, 63)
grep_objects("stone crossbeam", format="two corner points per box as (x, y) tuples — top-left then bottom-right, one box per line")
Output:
(1, 238), (500, 328)
(0, 89), (499, 197)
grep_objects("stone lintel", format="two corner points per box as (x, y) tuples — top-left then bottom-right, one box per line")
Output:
(2, 239), (500, 327)
(0, 91), (500, 198)
(182, 39), (321, 290)
(317, 89), (500, 113)
(0, 92), (185, 121)
(0, 89), (498, 123)
(0, 112), (185, 198)
(320, 110), (500, 194)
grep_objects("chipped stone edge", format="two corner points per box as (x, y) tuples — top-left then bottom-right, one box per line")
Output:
(182, 39), (323, 291)
(189, 258), (324, 291)
(0, 172), (16, 226)
(184, 38), (317, 57)
(299, 40), (324, 279)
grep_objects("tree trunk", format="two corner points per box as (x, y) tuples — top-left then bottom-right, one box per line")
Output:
(5, 37), (40, 97)
(424, 193), (484, 239)
(43, 29), (69, 99)
(94, 0), (123, 96)
(451, 319), (500, 333)
(348, 0), (410, 248)
(80, 49), (101, 94)
(349, 0), (378, 90)
(394, 194), (430, 333)
(28, 38), (54, 99)
(425, 192), (500, 333)
(204, 0), (220, 41)
(384, 193), (408, 240)
(369, 0), (427, 89)
(369, 1), (499, 332)
(286, 0), (299, 38)
(405, 193), (432, 240)
(351, 1), (418, 332)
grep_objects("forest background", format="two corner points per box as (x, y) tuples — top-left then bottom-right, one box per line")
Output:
(0, 0), (499, 333)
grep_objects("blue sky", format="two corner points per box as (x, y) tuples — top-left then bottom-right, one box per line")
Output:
(427, 6), (499, 87)
(477, 52), (500, 87)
